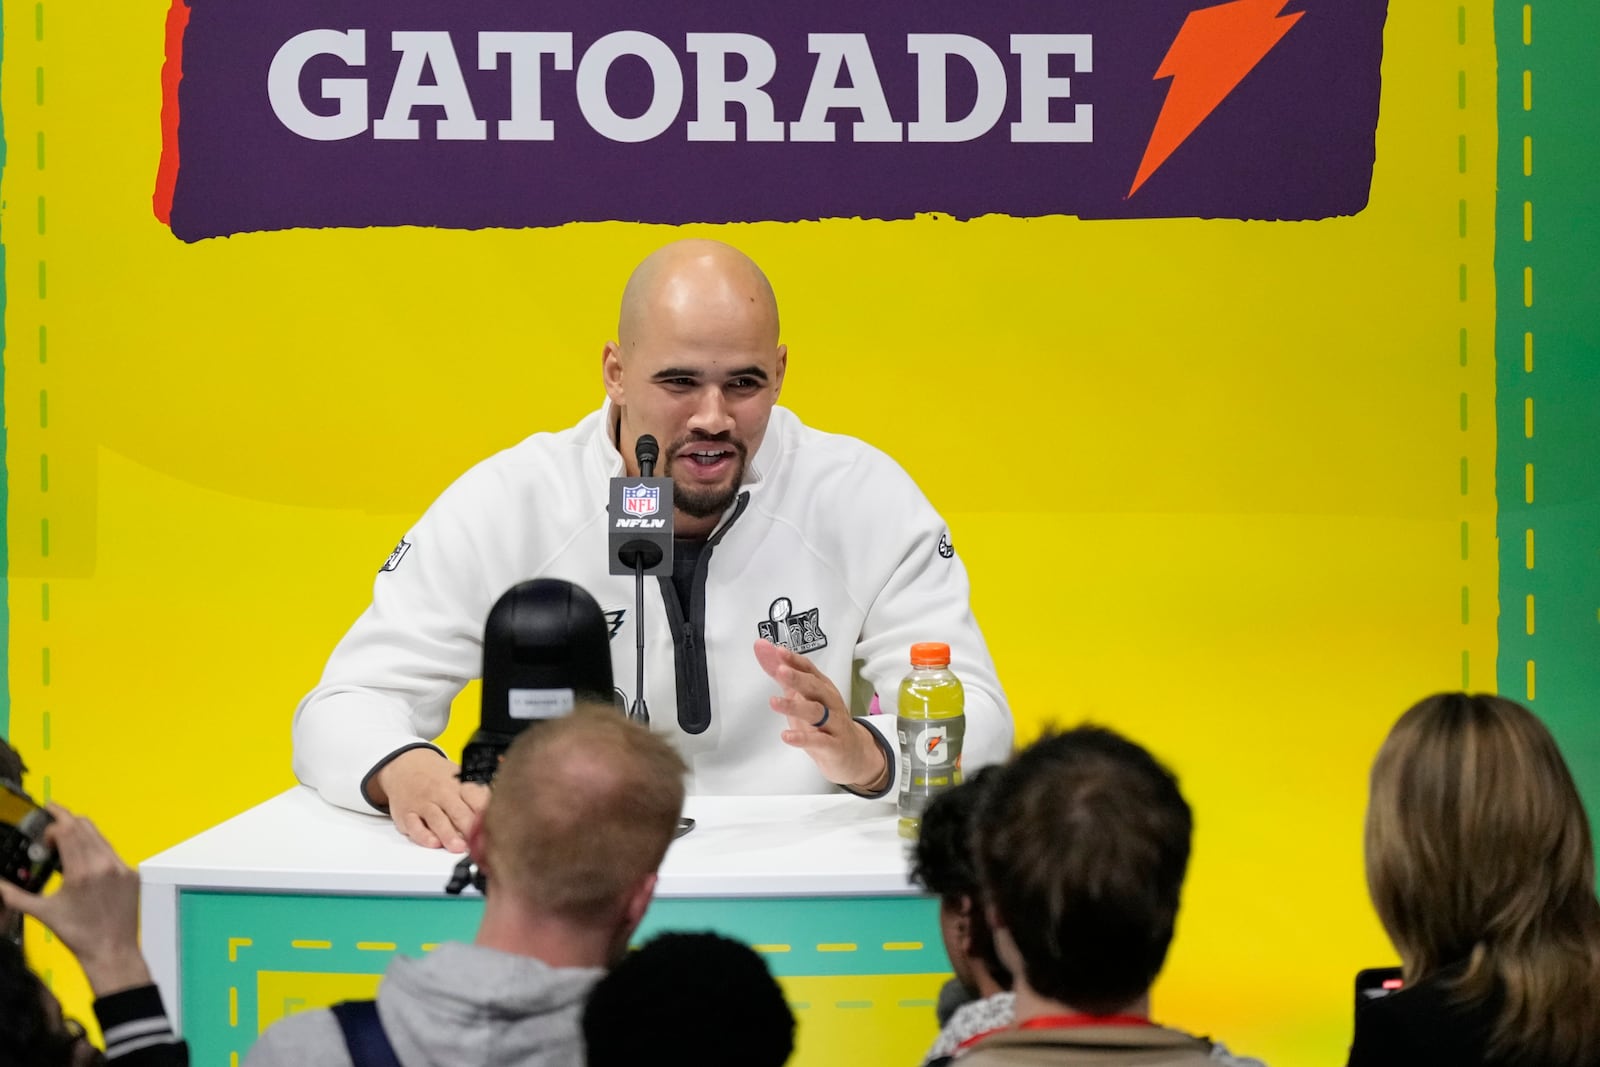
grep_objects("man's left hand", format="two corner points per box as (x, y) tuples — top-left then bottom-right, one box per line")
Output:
(753, 639), (889, 792)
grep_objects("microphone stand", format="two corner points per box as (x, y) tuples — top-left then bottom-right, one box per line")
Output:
(632, 552), (649, 726)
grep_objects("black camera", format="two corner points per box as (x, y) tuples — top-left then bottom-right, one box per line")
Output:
(460, 578), (619, 786)
(0, 780), (58, 893)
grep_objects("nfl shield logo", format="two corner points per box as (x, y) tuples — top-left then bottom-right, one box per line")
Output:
(623, 484), (659, 517)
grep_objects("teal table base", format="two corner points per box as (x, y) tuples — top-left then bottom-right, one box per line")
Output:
(181, 890), (948, 1066)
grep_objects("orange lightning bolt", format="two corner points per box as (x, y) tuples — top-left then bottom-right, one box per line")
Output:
(1128, 0), (1306, 198)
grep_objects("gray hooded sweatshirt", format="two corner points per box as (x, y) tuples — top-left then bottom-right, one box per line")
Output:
(243, 942), (603, 1067)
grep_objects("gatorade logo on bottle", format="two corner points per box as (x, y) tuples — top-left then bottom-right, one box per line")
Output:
(918, 725), (950, 766)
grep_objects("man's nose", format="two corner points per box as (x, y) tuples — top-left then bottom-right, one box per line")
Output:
(687, 388), (735, 434)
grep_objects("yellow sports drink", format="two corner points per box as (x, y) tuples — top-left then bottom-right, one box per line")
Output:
(896, 642), (966, 840)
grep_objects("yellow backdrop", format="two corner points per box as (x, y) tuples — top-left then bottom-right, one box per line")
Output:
(3, 3), (1497, 1062)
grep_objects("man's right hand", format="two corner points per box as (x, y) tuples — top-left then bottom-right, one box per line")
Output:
(367, 748), (489, 852)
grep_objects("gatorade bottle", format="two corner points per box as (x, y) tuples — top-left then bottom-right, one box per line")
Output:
(896, 642), (966, 840)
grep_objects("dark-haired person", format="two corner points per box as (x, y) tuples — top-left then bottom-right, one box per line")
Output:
(1348, 693), (1600, 1067)
(962, 726), (1264, 1066)
(0, 797), (189, 1066)
(909, 767), (1013, 1065)
(582, 931), (794, 1067)
(245, 707), (685, 1067)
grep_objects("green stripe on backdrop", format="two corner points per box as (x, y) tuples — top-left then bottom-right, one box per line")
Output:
(1495, 0), (1600, 818)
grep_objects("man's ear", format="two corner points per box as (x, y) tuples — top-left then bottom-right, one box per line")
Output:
(621, 872), (658, 936)
(956, 895), (977, 954)
(602, 341), (625, 404)
(467, 811), (490, 880)
(772, 344), (788, 401)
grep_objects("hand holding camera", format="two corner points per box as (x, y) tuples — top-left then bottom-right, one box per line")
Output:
(0, 803), (152, 997)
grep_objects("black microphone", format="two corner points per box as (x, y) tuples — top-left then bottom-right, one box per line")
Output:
(637, 434), (659, 477)
(609, 436), (674, 726)
(609, 435), (674, 576)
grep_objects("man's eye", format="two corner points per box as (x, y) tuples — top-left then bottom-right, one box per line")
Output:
(728, 378), (760, 391)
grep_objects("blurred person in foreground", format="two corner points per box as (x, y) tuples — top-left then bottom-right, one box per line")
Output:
(0, 740), (188, 1065)
(1348, 693), (1600, 1067)
(582, 931), (794, 1067)
(959, 726), (1265, 1066)
(909, 767), (1014, 1065)
(245, 707), (686, 1067)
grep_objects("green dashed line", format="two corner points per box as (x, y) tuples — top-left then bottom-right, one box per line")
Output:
(42, 585), (51, 622)
(36, 2), (44, 41)
(38, 261), (47, 299)
(42, 649), (52, 686)
(1459, 392), (1469, 430)
(40, 455), (50, 492)
(35, 66), (45, 106)
(36, 132), (45, 169)
(1461, 586), (1471, 623)
(42, 713), (52, 751)
(1460, 458), (1469, 495)
(41, 519), (51, 557)
(37, 197), (47, 235)
(1459, 328), (1469, 366)
(39, 325), (48, 363)
(1458, 5), (1467, 45)
(898, 999), (937, 1009)
(1458, 264), (1468, 301)
(1458, 135), (1468, 173)
(39, 391), (49, 428)
(834, 1001), (873, 1010)
(1457, 70), (1467, 109)
(1460, 521), (1470, 561)
(1458, 199), (1468, 237)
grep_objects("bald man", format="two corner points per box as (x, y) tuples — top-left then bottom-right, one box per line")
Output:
(293, 240), (1013, 848)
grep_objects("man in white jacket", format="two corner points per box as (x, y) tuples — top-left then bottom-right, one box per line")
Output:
(294, 238), (1012, 849)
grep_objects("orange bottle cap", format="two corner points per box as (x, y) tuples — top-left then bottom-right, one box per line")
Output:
(910, 642), (951, 667)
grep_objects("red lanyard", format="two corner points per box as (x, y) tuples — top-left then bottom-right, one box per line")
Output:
(1018, 1014), (1155, 1031)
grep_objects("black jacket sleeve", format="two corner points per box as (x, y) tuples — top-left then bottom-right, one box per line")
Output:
(93, 984), (190, 1066)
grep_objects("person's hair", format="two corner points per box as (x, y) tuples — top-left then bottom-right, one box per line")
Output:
(481, 705), (686, 921)
(582, 931), (794, 1067)
(0, 737), (26, 785)
(975, 725), (1191, 1013)
(1366, 693), (1600, 1065)
(909, 766), (1012, 988)
(0, 938), (81, 1066)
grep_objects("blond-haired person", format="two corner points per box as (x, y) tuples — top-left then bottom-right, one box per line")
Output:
(246, 707), (686, 1067)
(1349, 693), (1600, 1067)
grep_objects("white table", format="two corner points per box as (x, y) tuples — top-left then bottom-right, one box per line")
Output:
(141, 788), (947, 1066)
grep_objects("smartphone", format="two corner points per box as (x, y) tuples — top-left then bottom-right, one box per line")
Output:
(1355, 966), (1405, 1012)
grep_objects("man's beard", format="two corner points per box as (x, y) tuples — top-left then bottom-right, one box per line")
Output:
(668, 436), (747, 519)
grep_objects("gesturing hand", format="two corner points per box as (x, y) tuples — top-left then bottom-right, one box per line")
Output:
(753, 639), (889, 793)
(0, 804), (153, 997)
(367, 748), (490, 852)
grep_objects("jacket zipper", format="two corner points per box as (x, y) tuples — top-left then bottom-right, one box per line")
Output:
(659, 492), (750, 735)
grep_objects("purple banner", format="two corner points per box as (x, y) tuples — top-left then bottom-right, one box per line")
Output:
(160, 0), (1387, 242)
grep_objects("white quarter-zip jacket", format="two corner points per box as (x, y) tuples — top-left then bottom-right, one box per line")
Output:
(293, 402), (1013, 813)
